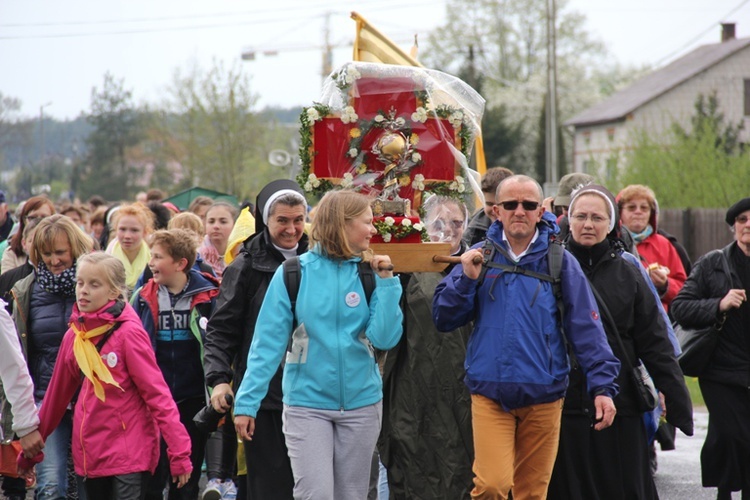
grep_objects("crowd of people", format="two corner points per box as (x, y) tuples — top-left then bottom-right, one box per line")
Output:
(0, 170), (746, 500)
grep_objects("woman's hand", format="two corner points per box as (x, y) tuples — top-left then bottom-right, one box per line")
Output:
(19, 430), (44, 458)
(173, 473), (191, 488)
(370, 255), (394, 279)
(593, 395), (616, 431)
(235, 415), (256, 442)
(210, 383), (234, 413)
(719, 288), (747, 312)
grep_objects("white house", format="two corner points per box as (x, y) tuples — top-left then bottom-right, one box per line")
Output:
(565, 24), (750, 179)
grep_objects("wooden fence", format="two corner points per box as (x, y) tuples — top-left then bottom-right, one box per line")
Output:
(658, 208), (734, 264)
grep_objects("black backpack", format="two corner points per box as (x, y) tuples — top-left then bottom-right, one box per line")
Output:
(282, 257), (376, 319)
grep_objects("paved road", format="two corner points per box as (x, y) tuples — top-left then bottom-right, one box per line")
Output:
(655, 407), (740, 499)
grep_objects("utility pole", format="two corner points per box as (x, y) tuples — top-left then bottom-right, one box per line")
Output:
(545, 0), (559, 189)
(322, 11), (333, 85)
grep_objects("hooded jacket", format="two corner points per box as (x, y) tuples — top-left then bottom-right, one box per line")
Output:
(36, 301), (192, 478)
(131, 269), (219, 402)
(433, 211), (620, 410)
(233, 249), (403, 418)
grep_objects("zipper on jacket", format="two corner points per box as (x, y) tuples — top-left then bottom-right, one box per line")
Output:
(337, 262), (345, 412)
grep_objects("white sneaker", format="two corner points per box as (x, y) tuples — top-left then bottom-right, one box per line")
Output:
(221, 479), (238, 500)
(202, 478), (223, 500)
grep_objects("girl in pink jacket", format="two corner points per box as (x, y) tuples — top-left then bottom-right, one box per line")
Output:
(23, 252), (192, 499)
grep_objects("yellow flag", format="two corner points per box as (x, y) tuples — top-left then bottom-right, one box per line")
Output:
(350, 11), (486, 176)
(351, 12), (422, 67)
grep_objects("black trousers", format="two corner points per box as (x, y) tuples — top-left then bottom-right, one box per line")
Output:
(242, 409), (294, 500)
(84, 472), (148, 499)
(145, 397), (208, 500)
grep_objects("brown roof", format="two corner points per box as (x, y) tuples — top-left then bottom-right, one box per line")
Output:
(565, 37), (750, 127)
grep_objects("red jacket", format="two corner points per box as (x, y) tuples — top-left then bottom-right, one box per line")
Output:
(36, 301), (192, 478)
(635, 232), (687, 310)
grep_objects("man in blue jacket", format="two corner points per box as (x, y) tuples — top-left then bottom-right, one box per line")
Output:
(433, 174), (620, 500)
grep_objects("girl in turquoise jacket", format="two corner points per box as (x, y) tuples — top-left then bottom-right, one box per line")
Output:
(234, 190), (403, 500)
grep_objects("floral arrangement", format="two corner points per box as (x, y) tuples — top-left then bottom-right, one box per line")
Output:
(297, 62), (477, 204)
(374, 216), (428, 243)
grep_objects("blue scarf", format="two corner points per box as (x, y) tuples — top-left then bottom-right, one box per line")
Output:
(630, 224), (654, 244)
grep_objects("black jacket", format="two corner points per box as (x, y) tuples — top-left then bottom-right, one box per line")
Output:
(203, 230), (308, 411)
(565, 239), (693, 435)
(671, 242), (749, 387)
(461, 209), (491, 247)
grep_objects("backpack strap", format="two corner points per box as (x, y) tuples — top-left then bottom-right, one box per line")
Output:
(477, 238), (496, 287)
(547, 239), (564, 322)
(282, 256), (302, 319)
(357, 261), (376, 304)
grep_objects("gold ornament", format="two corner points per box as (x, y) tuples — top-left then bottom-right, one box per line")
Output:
(377, 132), (407, 163)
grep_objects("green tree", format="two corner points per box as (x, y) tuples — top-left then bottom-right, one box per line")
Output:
(162, 59), (270, 199)
(80, 73), (145, 200)
(423, 0), (644, 177)
(620, 93), (749, 208)
(481, 104), (525, 172)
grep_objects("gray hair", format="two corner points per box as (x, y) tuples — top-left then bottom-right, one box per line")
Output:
(269, 193), (307, 217)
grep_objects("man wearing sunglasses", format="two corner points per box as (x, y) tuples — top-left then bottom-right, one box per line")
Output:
(433, 174), (620, 500)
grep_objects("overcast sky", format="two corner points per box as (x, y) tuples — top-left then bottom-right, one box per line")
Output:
(2, 0), (749, 120)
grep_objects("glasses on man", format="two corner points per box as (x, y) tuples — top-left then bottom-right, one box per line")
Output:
(736, 215), (750, 224)
(499, 200), (540, 211)
(570, 214), (610, 224)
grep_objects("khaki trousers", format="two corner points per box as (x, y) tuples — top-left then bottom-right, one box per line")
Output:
(470, 394), (564, 500)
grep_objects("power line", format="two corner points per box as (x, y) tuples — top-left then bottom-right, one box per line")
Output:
(0, 0), (439, 41)
(654, 0), (750, 67)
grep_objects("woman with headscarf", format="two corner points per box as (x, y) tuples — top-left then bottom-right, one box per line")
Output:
(379, 195), (474, 499)
(547, 185), (693, 500)
(203, 180), (309, 500)
(671, 197), (750, 499)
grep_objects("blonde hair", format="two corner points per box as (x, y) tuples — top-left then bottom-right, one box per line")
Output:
(29, 214), (95, 267)
(168, 212), (205, 245)
(617, 184), (657, 212)
(310, 190), (372, 260)
(111, 203), (155, 235)
(76, 252), (128, 301)
(149, 229), (198, 272)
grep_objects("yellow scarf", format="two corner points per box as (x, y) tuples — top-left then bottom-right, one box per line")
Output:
(112, 240), (151, 290)
(70, 322), (123, 401)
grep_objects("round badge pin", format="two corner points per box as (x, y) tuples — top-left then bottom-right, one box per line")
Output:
(345, 292), (361, 308)
(199, 316), (209, 330)
(106, 352), (118, 368)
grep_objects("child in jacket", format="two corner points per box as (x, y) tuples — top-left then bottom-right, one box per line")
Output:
(130, 229), (219, 499)
(21, 252), (191, 499)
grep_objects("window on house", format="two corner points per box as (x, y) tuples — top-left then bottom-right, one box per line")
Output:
(745, 79), (750, 116)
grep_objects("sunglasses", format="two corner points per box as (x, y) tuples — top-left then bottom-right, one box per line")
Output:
(499, 200), (540, 211)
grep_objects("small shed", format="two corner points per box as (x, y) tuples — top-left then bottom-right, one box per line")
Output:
(163, 187), (239, 211)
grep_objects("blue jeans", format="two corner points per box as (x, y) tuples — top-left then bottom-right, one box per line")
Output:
(35, 406), (86, 500)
